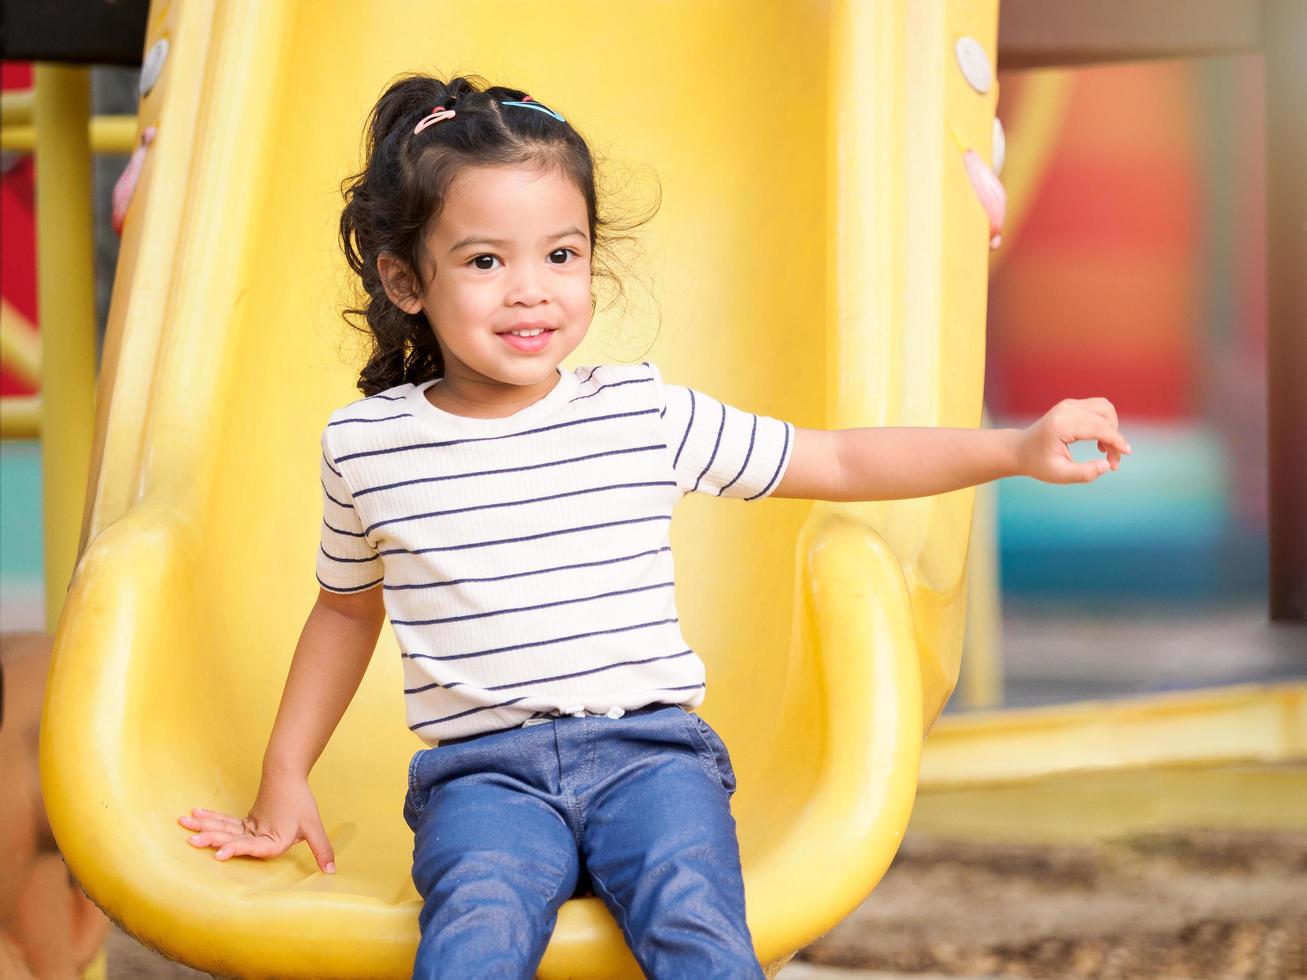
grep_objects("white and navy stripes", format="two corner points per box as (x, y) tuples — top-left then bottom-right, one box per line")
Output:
(316, 360), (794, 744)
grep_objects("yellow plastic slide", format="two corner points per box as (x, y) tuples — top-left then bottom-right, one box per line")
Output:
(41, 1), (999, 976)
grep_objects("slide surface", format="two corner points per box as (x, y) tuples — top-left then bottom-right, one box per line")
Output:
(41, 1), (998, 976)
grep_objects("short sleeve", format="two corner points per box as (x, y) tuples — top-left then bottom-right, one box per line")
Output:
(316, 425), (384, 593)
(648, 361), (795, 500)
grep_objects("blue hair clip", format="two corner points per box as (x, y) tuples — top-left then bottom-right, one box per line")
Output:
(501, 98), (566, 123)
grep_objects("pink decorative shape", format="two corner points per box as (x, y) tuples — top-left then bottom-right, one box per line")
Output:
(111, 125), (157, 237)
(962, 148), (1006, 250)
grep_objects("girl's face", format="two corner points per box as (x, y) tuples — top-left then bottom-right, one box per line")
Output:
(382, 163), (592, 407)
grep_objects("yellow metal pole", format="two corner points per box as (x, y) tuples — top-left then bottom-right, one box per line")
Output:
(33, 64), (97, 632)
(1, 89), (34, 125)
(1, 112), (138, 155)
(0, 396), (42, 440)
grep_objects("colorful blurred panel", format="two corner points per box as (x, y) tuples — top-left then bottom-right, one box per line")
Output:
(989, 58), (1267, 603)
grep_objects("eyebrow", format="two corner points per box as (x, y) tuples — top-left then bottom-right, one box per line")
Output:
(448, 227), (587, 254)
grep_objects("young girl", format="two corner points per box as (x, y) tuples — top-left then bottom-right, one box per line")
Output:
(177, 73), (1131, 978)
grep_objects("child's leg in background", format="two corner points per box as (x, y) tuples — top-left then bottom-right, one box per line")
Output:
(404, 729), (583, 980)
(578, 705), (765, 980)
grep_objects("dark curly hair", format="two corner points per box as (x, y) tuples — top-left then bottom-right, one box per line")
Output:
(337, 71), (659, 396)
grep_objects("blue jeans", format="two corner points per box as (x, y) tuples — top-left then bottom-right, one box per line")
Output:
(402, 703), (764, 979)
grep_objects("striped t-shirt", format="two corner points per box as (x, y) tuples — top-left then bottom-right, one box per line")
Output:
(316, 360), (795, 745)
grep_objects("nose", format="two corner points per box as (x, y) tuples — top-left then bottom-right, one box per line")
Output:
(505, 262), (549, 306)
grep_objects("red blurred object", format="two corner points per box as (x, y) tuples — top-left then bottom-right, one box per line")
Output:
(1, 62), (39, 399)
(989, 62), (1199, 422)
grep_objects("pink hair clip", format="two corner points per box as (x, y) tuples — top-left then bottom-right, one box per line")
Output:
(414, 105), (456, 135)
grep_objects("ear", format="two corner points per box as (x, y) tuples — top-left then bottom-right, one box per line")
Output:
(376, 252), (424, 315)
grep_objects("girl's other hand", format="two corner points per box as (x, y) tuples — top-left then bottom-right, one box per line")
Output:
(177, 773), (336, 874)
(1016, 397), (1132, 484)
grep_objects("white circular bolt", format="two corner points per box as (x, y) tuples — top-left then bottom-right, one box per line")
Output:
(955, 36), (992, 94)
(992, 116), (1006, 176)
(139, 38), (169, 98)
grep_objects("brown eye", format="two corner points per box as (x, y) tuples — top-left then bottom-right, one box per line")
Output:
(471, 255), (499, 270)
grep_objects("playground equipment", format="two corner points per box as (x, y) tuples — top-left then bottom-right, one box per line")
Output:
(29, 1), (1004, 976)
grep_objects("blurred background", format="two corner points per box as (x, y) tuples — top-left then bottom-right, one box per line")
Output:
(973, 54), (1304, 711)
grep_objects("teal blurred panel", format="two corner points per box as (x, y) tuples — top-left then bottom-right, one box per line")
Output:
(995, 423), (1264, 599)
(0, 440), (44, 579)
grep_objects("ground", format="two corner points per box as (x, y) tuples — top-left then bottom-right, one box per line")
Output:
(792, 828), (1307, 979)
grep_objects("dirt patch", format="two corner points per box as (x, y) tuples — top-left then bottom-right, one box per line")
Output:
(797, 829), (1307, 978)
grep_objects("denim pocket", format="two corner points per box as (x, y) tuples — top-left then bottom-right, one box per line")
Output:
(685, 714), (738, 796)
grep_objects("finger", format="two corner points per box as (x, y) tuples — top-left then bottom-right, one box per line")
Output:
(179, 815), (230, 831)
(213, 834), (256, 861)
(184, 808), (246, 831)
(1066, 462), (1108, 486)
(185, 829), (242, 850)
(180, 812), (244, 834)
(302, 821), (337, 874)
(1078, 419), (1128, 455)
(215, 832), (284, 861)
(182, 812), (253, 849)
(1050, 456), (1109, 483)
(1074, 459), (1110, 482)
(190, 807), (237, 819)
(1063, 413), (1130, 456)
(1077, 403), (1131, 454)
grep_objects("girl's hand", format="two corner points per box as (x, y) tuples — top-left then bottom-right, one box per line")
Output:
(1015, 397), (1132, 484)
(178, 773), (336, 874)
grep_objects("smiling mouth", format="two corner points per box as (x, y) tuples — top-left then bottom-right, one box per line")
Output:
(498, 328), (557, 352)
(496, 324), (559, 337)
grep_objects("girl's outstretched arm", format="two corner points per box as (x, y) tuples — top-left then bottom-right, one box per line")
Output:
(178, 586), (385, 872)
(771, 397), (1132, 501)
